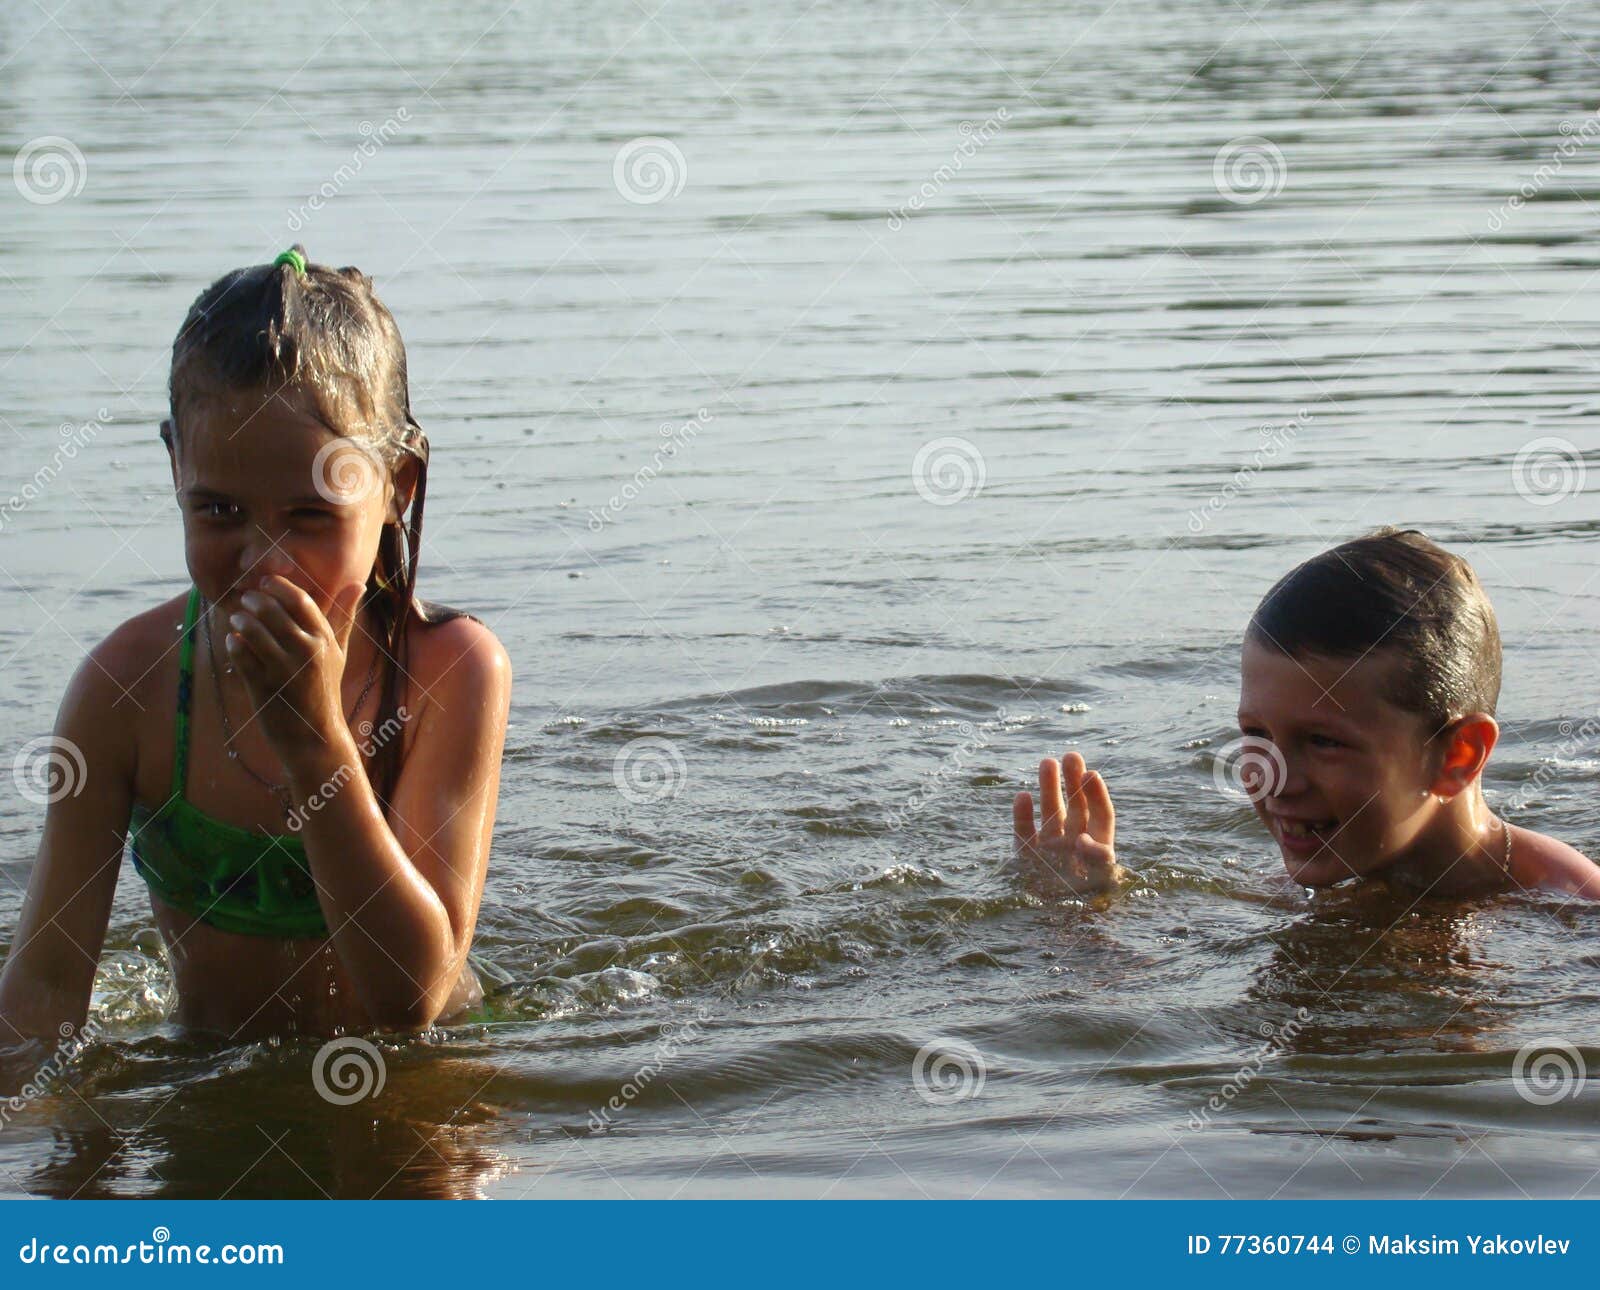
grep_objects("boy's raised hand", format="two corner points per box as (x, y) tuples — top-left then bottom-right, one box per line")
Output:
(1012, 752), (1126, 897)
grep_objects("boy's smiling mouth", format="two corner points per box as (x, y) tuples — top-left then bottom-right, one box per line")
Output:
(1267, 812), (1339, 856)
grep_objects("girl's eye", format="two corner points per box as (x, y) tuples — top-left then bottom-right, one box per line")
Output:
(196, 501), (238, 519)
(292, 508), (333, 521)
(1309, 734), (1344, 749)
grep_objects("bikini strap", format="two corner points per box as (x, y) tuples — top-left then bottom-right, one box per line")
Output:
(171, 586), (202, 797)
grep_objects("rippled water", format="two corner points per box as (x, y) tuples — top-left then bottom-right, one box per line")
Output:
(3, 0), (1600, 1198)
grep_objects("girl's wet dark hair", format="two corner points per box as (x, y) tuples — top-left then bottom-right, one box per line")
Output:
(1245, 527), (1502, 734)
(165, 244), (428, 811)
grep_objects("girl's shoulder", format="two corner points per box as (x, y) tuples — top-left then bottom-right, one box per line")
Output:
(404, 597), (511, 697)
(55, 593), (193, 791)
(80, 592), (193, 712)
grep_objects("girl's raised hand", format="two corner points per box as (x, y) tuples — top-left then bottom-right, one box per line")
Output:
(1012, 751), (1126, 897)
(224, 574), (359, 760)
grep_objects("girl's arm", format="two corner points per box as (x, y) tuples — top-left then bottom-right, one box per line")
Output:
(232, 580), (511, 1031)
(0, 638), (135, 1052)
(288, 624), (510, 1030)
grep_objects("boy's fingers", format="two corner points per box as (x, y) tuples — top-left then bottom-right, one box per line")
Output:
(1013, 792), (1036, 847)
(1084, 771), (1115, 846)
(1062, 752), (1088, 838)
(1039, 759), (1066, 835)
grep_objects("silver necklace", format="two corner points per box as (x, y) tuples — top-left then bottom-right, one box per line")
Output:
(203, 600), (380, 824)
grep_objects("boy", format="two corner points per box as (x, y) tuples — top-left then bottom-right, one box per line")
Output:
(1013, 529), (1600, 899)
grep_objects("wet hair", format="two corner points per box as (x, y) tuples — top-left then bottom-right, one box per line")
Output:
(1245, 527), (1502, 733)
(164, 245), (429, 811)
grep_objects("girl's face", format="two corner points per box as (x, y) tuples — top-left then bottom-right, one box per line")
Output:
(168, 385), (394, 634)
(1236, 638), (1444, 887)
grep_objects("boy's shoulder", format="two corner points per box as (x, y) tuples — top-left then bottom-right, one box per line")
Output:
(1512, 824), (1600, 899)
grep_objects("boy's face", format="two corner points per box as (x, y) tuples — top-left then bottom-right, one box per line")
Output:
(1236, 639), (1444, 887)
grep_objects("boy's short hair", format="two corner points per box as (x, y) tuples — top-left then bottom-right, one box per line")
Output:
(1245, 527), (1501, 733)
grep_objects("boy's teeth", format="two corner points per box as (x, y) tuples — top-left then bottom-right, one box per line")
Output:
(1280, 819), (1333, 838)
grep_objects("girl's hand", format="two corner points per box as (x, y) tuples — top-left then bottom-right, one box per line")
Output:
(225, 574), (357, 761)
(1012, 752), (1126, 897)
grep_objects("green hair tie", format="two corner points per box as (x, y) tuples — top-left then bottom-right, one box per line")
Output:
(273, 248), (308, 276)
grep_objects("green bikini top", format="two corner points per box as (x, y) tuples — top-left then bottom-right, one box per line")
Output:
(127, 587), (328, 939)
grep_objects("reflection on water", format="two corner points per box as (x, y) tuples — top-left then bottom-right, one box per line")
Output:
(4, 0), (1600, 1197)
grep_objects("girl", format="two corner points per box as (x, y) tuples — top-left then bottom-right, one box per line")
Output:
(0, 247), (511, 1057)
(1012, 528), (1600, 901)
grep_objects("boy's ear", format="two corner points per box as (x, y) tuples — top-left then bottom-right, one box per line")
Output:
(1428, 713), (1499, 799)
